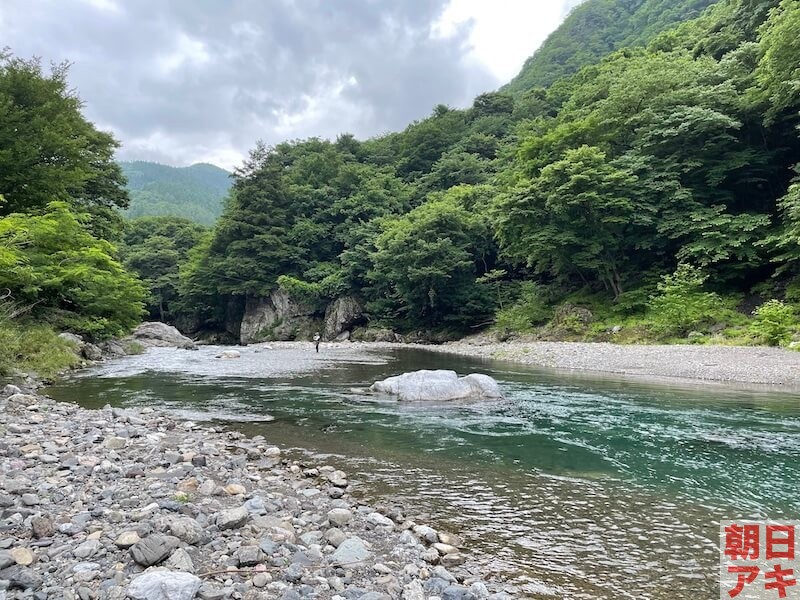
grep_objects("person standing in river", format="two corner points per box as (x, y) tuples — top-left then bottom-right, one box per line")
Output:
(313, 331), (321, 353)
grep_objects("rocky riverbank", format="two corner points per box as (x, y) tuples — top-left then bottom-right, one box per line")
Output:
(422, 338), (800, 388)
(0, 385), (509, 600)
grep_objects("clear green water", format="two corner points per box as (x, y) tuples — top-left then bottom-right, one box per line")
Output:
(45, 345), (800, 599)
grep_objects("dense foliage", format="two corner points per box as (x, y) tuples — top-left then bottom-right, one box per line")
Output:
(121, 161), (232, 225)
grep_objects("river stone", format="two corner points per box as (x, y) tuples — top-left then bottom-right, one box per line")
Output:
(216, 350), (241, 360)
(10, 547), (34, 566)
(437, 532), (463, 547)
(367, 512), (393, 527)
(2, 384), (22, 398)
(402, 581), (426, 600)
(370, 370), (503, 402)
(327, 508), (353, 527)
(223, 483), (246, 495)
(413, 524), (438, 544)
(30, 516), (54, 539)
(330, 537), (371, 566)
(216, 506), (249, 530)
(234, 545), (263, 567)
(82, 343), (103, 361)
(440, 552), (466, 568)
(6, 394), (38, 407)
(59, 332), (85, 350)
(74, 539), (101, 559)
(324, 528), (347, 548)
(165, 547), (195, 572)
(0, 550), (14, 569)
(130, 534), (179, 566)
(114, 531), (140, 548)
(2, 565), (43, 590)
(127, 571), (201, 600)
(433, 542), (458, 555)
(170, 518), (207, 545)
(105, 436), (127, 449)
(327, 470), (348, 487)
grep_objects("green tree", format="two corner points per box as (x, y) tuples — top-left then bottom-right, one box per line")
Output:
(120, 216), (207, 322)
(495, 145), (645, 298)
(0, 53), (128, 233)
(0, 202), (145, 338)
(368, 190), (494, 327)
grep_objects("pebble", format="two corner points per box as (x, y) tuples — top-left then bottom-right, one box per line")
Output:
(114, 531), (140, 548)
(10, 547), (35, 566)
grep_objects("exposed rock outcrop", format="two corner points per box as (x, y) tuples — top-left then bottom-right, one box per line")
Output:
(370, 370), (504, 402)
(129, 322), (196, 349)
(240, 290), (318, 344)
(323, 296), (364, 340)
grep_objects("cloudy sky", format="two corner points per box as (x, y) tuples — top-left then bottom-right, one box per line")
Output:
(1, 0), (581, 169)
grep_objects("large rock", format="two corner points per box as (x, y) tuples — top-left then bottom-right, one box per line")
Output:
(58, 332), (85, 351)
(240, 290), (318, 344)
(130, 322), (196, 349)
(323, 296), (363, 340)
(370, 370), (503, 402)
(127, 571), (201, 600)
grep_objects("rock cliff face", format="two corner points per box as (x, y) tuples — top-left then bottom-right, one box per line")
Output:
(240, 291), (318, 344)
(323, 296), (364, 340)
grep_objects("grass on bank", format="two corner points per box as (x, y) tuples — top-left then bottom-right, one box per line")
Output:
(0, 321), (80, 379)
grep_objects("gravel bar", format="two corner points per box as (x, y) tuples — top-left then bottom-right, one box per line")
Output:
(419, 341), (800, 388)
(0, 384), (510, 599)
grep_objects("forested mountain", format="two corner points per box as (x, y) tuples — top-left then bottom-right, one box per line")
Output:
(503, 0), (718, 94)
(120, 161), (231, 225)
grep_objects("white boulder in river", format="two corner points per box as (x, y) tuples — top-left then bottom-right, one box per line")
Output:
(370, 369), (503, 401)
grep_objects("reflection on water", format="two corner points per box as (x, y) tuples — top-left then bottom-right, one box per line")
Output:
(45, 345), (800, 599)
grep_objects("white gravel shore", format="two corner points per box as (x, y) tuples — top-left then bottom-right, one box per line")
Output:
(419, 340), (800, 388)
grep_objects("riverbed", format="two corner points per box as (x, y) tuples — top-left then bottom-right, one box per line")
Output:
(45, 344), (800, 599)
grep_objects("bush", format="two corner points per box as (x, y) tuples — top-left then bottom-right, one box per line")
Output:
(750, 300), (796, 346)
(494, 282), (552, 332)
(647, 264), (722, 337)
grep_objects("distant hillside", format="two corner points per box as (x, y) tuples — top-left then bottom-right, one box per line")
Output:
(504, 0), (719, 94)
(120, 161), (232, 225)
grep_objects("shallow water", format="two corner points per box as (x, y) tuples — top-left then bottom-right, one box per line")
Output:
(45, 345), (800, 599)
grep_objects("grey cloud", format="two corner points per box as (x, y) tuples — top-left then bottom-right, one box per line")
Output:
(1, 0), (499, 168)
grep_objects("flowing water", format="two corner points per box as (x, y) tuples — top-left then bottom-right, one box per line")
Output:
(45, 345), (800, 599)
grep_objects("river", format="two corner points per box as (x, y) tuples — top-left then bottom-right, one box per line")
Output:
(44, 344), (800, 599)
